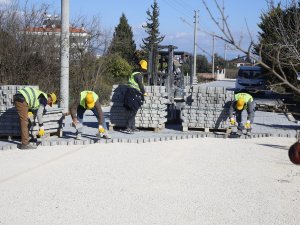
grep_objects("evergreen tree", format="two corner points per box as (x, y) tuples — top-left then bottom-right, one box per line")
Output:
(141, 0), (164, 55)
(256, 2), (300, 90)
(109, 13), (137, 65)
(196, 54), (210, 73)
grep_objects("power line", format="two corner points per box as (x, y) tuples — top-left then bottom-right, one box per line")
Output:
(180, 17), (193, 28)
(159, 0), (192, 19)
(179, 0), (195, 12)
(173, 0), (194, 14)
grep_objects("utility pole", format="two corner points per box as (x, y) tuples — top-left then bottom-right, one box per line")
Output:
(192, 10), (199, 85)
(60, 0), (69, 113)
(212, 33), (215, 79)
(222, 0), (227, 76)
(224, 43), (227, 60)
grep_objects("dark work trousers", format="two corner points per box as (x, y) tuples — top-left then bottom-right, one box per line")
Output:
(14, 97), (30, 145)
(76, 105), (108, 133)
(235, 111), (244, 130)
(126, 108), (138, 130)
(235, 105), (255, 130)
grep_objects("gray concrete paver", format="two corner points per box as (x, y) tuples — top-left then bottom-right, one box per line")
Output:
(1, 81), (299, 149)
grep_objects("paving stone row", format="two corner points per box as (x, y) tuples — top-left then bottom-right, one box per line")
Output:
(0, 132), (297, 150)
(109, 85), (169, 129)
(0, 85), (64, 137)
(181, 86), (234, 130)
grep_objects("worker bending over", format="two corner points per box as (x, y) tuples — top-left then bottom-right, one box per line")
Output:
(13, 87), (57, 149)
(70, 91), (110, 139)
(123, 60), (148, 134)
(229, 92), (255, 131)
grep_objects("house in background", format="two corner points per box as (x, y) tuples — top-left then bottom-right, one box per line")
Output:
(24, 15), (90, 56)
(229, 56), (253, 68)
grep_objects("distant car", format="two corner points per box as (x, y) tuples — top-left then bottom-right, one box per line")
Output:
(235, 66), (267, 93)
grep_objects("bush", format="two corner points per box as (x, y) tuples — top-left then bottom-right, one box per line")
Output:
(104, 54), (132, 80)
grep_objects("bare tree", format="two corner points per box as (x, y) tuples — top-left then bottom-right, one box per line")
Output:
(0, 1), (111, 102)
(68, 14), (111, 98)
(201, 0), (300, 95)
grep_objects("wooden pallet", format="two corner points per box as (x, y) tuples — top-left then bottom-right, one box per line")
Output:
(109, 125), (164, 133)
(0, 135), (21, 141)
(181, 126), (228, 133)
(255, 104), (287, 113)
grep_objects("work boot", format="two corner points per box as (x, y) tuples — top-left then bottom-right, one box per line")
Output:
(237, 123), (244, 131)
(102, 134), (111, 139)
(19, 143), (37, 150)
(96, 133), (111, 139)
(122, 128), (133, 134)
(75, 131), (82, 140)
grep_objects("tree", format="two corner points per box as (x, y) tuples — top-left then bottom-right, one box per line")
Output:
(213, 54), (227, 70)
(104, 54), (132, 80)
(0, 1), (111, 102)
(108, 13), (136, 65)
(256, 2), (300, 91)
(201, 0), (300, 95)
(196, 54), (210, 73)
(141, 0), (164, 54)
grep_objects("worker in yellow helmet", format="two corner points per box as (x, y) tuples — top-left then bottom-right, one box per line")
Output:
(13, 87), (57, 149)
(229, 92), (255, 132)
(123, 59), (148, 134)
(70, 91), (110, 140)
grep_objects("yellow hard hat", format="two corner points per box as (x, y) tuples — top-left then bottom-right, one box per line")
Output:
(139, 60), (147, 70)
(49, 93), (57, 105)
(85, 92), (95, 109)
(236, 98), (245, 110)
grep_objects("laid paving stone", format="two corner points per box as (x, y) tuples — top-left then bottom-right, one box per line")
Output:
(50, 141), (57, 146)
(67, 140), (75, 145)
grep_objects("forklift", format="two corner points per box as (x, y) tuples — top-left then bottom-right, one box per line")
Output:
(147, 44), (195, 123)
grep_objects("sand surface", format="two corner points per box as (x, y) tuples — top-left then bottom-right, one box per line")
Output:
(0, 137), (299, 225)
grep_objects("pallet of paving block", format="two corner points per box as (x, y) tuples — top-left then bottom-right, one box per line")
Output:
(181, 126), (228, 133)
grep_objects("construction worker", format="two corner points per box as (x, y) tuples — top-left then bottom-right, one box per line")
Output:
(13, 87), (57, 149)
(229, 92), (255, 132)
(123, 60), (148, 134)
(70, 91), (110, 139)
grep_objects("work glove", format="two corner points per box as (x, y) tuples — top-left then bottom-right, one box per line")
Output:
(99, 125), (106, 134)
(245, 120), (251, 129)
(28, 112), (33, 118)
(38, 126), (45, 137)
(143, 92), (148, 97)
(230, 117), (235, 125)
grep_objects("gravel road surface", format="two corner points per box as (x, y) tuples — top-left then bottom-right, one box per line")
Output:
(0, 137), (299, 225)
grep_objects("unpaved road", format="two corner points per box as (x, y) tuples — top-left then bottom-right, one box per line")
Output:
(0, 137), (299, 225)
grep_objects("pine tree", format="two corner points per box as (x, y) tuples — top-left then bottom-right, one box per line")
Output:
(109, 13), (137, 65)
(141, 0), (164, 54)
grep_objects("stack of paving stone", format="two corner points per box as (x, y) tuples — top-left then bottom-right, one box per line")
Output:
(109, 85), (169, 131)
(0, 85), (64, 138)
(181, 86), (234, 131)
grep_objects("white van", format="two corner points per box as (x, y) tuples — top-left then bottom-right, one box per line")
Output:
(235, 66), (266, 92)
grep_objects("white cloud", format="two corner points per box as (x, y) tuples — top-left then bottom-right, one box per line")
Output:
(164, 32), (191, 41)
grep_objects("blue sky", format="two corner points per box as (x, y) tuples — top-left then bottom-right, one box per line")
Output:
(5, 0), (279, 59)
